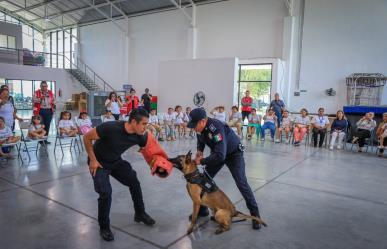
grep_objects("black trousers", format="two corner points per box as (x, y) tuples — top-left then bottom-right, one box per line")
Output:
(242, 111), (251, 122)
(312, 128), (327, 147)
(39, 109), (53, 136)
(378, 137), (387, 154)
(91, 159), (145, 229)
(356, 129), (371, 148)
(204, 151), (260, 216)
(112, 114), (120, 120)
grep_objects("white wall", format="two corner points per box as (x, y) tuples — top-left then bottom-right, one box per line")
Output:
(0, 63), (86, 107)
(158, 58), (237, 113)
(290, 0), (387, 113)
(79, 0), (287, 96)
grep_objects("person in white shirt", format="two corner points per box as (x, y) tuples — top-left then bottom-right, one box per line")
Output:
(293, 108), (310, 146)
(148, 109), (164, 141)
(77, 112), (93, 135)
(311, 107), (330, 147)
(164, 107), (176, 141)
(58, 111), (78, 137)
(28, 115), (47, 139)
(174, 105), (185, 138)
(0, 116), (20, 144)
(210, 106), (227, 123)
(104, 92), (122, 120)
(275, 110), (293, 143)
(102, 110), (116, 123)
(227, 106), (242, 137)
(183, 107), (194, 138)
(247, 108), (261, 140)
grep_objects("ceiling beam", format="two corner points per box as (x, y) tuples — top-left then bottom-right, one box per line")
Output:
(11, 0), (62, 14)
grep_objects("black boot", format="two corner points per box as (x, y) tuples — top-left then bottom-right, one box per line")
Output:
(188, 206), (209, 220)
(100, 227), (114, 241)
(134, 212), (156, 226)
(251, 214), (262, 230)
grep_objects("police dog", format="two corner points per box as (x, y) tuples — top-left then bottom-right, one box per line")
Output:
(169, 151), (267, 235)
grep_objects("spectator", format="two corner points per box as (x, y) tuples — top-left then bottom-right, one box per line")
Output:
(0, 116), (20, 144)
(0, 87), (22, 131)
(311, 107), (330, 147)
(148, 109), (164, 141)
(141, 88), (152, 114)
(352, 112), (377, 152)
(329, 110), (347, 150)
(58, 111), (78, 137)
(28, 115), (47, 139)
(227, 106), (243, 137)
(0, 85), (15, 106)
(164, 107), (176, 141)
(269, 93), (285, 127)
(126, 88), (139, 114)
(105, 92), (122, 120)
(247, 108), (261, 140)
(261, 108), (277, 141)
(77, 112), (93, 135)
(210, 106), (227, 123)
(102, 110), (115, 123)
(183, 107), (194, 138)
(33, 81), (55, 144)
(275, 110), (292, 143)
(241, 90), (253, 123)
(376, 112), (387, 157)
(174, 105), (185, 137)
(293, 108), (310, 146)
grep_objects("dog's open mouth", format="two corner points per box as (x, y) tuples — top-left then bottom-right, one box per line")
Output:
(168, 157), (183, 171)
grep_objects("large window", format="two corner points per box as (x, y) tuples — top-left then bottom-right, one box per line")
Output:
(5, 80), (56, 110)
(238, 64), (272, 116)
(0, 34), (16, 49)
(45, 28), (78, 69)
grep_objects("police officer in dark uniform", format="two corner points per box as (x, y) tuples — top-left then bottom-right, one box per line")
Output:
(187, 108), (263, 230)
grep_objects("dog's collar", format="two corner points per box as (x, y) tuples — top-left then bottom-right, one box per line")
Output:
(184, 169), (201, 182)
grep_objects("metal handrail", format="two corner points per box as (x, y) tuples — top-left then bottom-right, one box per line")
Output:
(0, 47), (115, 91)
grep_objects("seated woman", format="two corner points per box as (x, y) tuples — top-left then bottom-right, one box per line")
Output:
(311, 107), (330, 147)
(329, 110), (347, 150)
(261, 108), (277, 141)
(376, 112), (387, 157)
(352, 112), (377, 152)
(28, 115), (47, 139)
(293, 108), (310, 146)
(275, 110), (292, 143)
(247, 108), (261, 140)
(58, 111), (78, 137)
(227, 106), (242, 137)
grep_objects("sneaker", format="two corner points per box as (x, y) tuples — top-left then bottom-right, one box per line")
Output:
(294, 141), (300, 146)
(286, 138), (290, 144)
(378, 145), (384, 149)
(260, 138), (265, 141)
(100, 227), (114, 241)
(329, 146), (333, 150)
(134, 212), (156, 226)
(337, 145), (342, 150)
(158, 137), (164, 141)
(166, 137), (171, 141)
(275, 139), (280, 143)
(358, 148), (363, 153)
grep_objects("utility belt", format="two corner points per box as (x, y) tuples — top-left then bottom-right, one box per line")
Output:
(227, 143), (245, 157)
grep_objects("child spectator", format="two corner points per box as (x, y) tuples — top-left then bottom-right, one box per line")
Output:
(28, 115), (47, 139)
(247, 108), (261, 140)
(227, 106), (242, 137)
(77, 112), (93, 135)
(164, 107), (176, 141)
(102, 110), (115, 123)
(148, 109), (164, 141)
(261, 108), (277, 141)
(58, 111), (78, 137)
(210, 106), (227, 123)
(275, 110), (292, 143)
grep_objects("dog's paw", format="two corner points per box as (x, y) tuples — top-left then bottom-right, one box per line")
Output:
(215, 228), (224, 235)
(186, 226), (194, 234)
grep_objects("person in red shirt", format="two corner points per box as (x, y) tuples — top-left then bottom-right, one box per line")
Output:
(241, 90), (253, 122)
(126, 88), (139, 114)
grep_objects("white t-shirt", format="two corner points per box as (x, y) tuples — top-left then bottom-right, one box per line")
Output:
(294, 116), (310, 126)
(78, 118), (92, 127)
(102, 116), (115, 123)
(229, 112), (242, 122)
(175, 111), (184, 125)
(58, 120), (76, 129)
(0, 101), (15, 128)
(248, 114), (261, 124)
(164, 113), (176, 123)
(263, 114), (276, 124)
(183, 112), (190, 122)
(149, 114), (159, 124)
(312, 115), (330, 128)
(0, 126), (12, 140)
(28, 124), (43, 132)
(105, 99), (121, 115)
(213, 111), (227, 123)
(281, 117), (293, 128)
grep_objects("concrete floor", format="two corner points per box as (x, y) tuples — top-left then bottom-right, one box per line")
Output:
(0, 137), (386, 249)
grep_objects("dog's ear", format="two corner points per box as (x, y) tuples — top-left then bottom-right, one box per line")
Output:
(185, 150), (192, 164)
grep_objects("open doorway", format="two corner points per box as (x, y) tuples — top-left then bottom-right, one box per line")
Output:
(238, 64), (272, 117)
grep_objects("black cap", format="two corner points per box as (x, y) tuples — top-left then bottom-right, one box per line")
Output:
(187, 108), (207, 128)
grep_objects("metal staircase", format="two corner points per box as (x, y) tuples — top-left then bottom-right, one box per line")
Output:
(65, 57), (115, 92)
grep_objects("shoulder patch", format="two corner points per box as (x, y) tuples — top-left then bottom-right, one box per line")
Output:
(209, 123), (217, 132)
(214, 133), (223, 142)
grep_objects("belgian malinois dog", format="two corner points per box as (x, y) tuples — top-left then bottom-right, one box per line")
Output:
(169, 151), (267, 234)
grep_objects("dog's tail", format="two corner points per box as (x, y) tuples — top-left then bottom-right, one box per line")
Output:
(234, 211), (268, 227)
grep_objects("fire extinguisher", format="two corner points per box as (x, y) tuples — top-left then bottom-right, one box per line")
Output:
(58, 88), (62, 98)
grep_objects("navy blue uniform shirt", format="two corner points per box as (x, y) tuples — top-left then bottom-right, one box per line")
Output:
(197, 118), (241, 165)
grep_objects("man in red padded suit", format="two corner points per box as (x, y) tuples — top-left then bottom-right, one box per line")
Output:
(84, 108), (172, 242)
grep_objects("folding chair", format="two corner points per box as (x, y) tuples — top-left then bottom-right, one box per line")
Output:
(54, 124), (81, 156)
(74, 117), (85, 151)
(18, 119), (48, 162)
